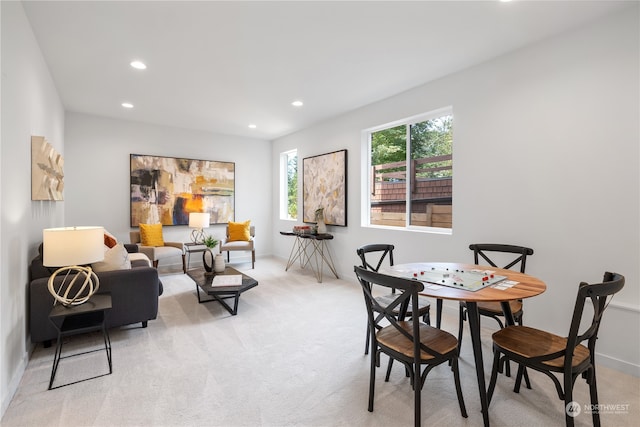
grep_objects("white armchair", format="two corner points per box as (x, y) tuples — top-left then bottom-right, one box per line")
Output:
(130, 231), (186, 273)
(220, 225), (255, 269)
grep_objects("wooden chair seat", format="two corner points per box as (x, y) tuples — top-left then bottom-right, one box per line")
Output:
(477, 300), (523, 316)
(492, 326), (590, 370)
(378, 322), (458, 361)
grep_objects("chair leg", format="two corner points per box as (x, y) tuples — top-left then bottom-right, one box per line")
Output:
(153, 260), (159, 268)
(368, 345), (376, 412)
(252, 250), (255, 269)
(414, 361), (421, 427)
(457, 304), (466, 355)
(385, 358), (395, 382)
(182, 254), (186, 274)
(588, 366), (601, 427)
(564, 373), (576, 427)
(451, 357), (468, 418)
(423, 308), (431, 326)
(487, 348), (502, 405)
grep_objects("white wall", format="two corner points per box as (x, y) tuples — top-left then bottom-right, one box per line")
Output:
(64, 113), (273, 265)
(0, 1), (65, 415)
(272, 8), (639, 375)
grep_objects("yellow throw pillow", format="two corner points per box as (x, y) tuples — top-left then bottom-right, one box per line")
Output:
(228, 220), (251, 241)
(139, 223), (165, 247)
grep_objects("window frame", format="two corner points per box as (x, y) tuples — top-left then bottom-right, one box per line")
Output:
(279, 149), (298, 221)
(361, 107), (453, 234)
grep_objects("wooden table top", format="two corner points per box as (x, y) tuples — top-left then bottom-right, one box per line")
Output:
(382, 262), (546, 302)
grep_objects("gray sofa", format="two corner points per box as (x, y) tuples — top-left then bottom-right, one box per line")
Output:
(29, 244), (163, 345)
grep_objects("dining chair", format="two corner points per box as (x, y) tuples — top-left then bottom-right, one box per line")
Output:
(356, 244), (432, 356)
(354, 265), (467, 427)
(458, 244), (533, 370)
(487, 271), (624, 427)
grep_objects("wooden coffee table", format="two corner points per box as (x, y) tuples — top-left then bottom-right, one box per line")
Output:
(187, 267), (258, 315)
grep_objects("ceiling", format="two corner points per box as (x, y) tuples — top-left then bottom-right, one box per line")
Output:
(21, 1), (632, 140)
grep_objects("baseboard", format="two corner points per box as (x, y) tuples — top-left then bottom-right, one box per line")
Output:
(1, 348), (29, 418)
(596, 352), (640, 377)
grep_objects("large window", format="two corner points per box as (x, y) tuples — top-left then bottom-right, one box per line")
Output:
(363, 108), (453, 231)
(280, 149), (298, 220)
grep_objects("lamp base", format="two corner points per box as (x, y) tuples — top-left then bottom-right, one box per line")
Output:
(48, 266), (100, 306)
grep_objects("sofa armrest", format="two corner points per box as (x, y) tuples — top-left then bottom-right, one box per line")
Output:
(124, 243), (139, 253)
(164, 241), (185, 252)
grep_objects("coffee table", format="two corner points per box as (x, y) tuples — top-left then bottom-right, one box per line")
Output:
(187, 267), (258, 315)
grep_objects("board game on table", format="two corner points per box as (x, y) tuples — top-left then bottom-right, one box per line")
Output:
(391, 266), (508, 292)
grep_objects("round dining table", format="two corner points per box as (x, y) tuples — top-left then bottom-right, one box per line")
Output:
(382, 262), (547, 427)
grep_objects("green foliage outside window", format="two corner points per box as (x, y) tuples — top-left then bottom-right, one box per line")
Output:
(287, 154), (297, 219)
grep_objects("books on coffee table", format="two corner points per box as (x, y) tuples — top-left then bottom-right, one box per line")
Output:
(210, 275), (242, 287)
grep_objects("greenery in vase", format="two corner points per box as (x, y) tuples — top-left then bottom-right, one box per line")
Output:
(203, 235), (219, 250)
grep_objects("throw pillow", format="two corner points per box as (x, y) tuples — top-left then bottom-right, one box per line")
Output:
(104, 231), (117, 248)
(92, 243), (132, 272)
(228, 220), (251, 241)
(139, 223), (165, 246)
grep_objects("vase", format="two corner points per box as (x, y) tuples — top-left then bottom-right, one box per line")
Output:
(317, 217), (327, 234)
(203, 249), (214, 274)
(214, 253), (226, 273)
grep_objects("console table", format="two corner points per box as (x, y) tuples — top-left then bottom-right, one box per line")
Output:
(280, 231), (339, 283)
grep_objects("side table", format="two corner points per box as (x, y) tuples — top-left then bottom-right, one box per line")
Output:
(184, 242), (207, 270)
(48, 293), (113, 390)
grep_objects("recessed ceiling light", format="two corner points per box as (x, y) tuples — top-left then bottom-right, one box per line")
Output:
(248, 124), (257, 129)
(130, 60), (147, 70)
(122, 102), (134, 109)
(291, 100), (304, 107)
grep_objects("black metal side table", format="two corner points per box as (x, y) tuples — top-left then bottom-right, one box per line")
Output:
(48, 293), (113, 390)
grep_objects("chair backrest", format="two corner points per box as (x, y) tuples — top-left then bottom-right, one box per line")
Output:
(356, 244), (394, 272)
(562, 272), (625, 369)
(130, 231), (141, 244)
(469, 243), (534, 273)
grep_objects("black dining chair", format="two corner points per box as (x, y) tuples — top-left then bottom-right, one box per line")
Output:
(354, 265), (467, 427)
(487, 272), (624, 427)
(356, 244), (432, 356)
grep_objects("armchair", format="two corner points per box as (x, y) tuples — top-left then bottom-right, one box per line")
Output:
(130, 231), (186, 273)
(220, 225), (255, 268)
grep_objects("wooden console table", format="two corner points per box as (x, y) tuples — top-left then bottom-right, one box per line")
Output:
(280, 231), (339, 283)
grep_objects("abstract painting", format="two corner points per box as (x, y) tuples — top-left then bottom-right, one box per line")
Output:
(31, 135), (64, 201)
(303, 149), (347, 226)
(130, 154), (235, 226)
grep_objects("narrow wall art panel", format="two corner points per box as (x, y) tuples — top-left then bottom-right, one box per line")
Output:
(31, 135), (64, 201)
(130, 154), (235, 226)
(302, 149), (347, 226)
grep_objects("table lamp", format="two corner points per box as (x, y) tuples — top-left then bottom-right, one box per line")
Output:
(43, 226), (105, 306)
(188, 212), (210, 244)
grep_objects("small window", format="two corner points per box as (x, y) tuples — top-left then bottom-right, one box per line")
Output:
(280, 149), (298, 220)
(363, 108), (453, 231)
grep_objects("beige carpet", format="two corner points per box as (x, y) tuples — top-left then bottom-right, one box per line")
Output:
(3, 257), (638, 426)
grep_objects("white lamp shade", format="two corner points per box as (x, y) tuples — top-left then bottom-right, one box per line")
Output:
(189, 212), (210, 229)
(43, 226), (105, 267)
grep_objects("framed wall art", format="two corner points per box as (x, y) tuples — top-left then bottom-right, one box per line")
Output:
(130, 154), (235, 226)
(303, 149), (347, 226)
(31, 135), (64, 201)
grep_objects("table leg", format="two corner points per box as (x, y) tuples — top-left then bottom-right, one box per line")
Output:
(285, 236), (304, 271)
(436, 298), (443, 329)
(466, 301), (490, 427)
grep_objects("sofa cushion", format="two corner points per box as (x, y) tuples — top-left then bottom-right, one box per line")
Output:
(140, 223), (165, 246)
(228, 220), (251, 241)
(92, 243), (132, 272)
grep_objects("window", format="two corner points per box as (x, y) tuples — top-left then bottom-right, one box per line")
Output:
(363, 108), (453, 231)
(280, 149), (298, 220)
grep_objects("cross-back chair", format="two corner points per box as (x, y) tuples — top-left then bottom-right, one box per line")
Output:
(356, 244), (431, 356)
(354, 265), (467, 427)
(459, 244), (534, 349)
(487, 272), (624, 427)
